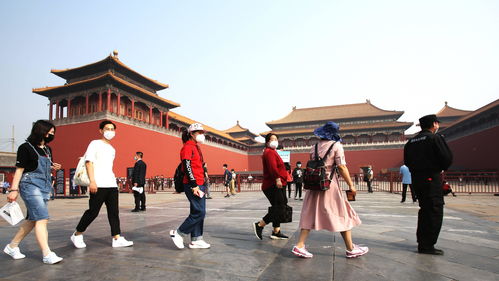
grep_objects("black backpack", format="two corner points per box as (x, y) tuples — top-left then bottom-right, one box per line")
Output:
(173, 162), (184, 193)
(303, 142), (337, 191)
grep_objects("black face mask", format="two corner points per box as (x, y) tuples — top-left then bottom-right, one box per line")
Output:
(44, 134), (55, 143)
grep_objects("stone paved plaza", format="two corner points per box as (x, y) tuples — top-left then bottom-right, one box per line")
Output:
(1, 191), (498, 281)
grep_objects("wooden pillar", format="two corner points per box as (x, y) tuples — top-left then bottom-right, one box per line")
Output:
(165, 111), (169, 129)
(149, 106), (153, 124)
(85, 95), (89, 114)
(49, 102), (53, 121)
(117, 93), (121, 116)
(98, 92), (103, 112)
(131, 100), (135, 118)
(107, 89), (111, 112)
(67, 99), (71, 118)
(55, 101), (60, 119)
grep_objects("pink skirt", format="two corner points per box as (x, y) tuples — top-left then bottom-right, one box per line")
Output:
(299, 177), (361, 232)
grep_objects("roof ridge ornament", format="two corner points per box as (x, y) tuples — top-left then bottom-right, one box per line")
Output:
(113, 50), (119, 59)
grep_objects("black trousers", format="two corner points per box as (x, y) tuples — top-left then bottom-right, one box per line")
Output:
(262, 186), (288, 228)
(286, 183), (292, 198)
(133, 190), (146, 210)
(401, 184), (416, 202)
(413, 173), (444, 250)
(295, 182), (303, 198)
(367, 180), (373, 192)
(76, 188), (121, 236)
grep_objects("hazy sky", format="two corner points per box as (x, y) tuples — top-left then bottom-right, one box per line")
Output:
(1, 0), (498, 151)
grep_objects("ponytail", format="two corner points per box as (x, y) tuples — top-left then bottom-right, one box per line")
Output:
(181, 128), (190, 143)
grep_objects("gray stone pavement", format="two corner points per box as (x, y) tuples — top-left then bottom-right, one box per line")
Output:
(0, 191), (498, 281)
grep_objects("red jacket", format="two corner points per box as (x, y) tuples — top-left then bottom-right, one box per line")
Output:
(180, 140), (205, 186)
(261, 147), (288, 190)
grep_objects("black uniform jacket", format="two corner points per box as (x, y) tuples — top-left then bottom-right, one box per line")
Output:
(132, 160), (147, 186)
(404, 130), (453, 174)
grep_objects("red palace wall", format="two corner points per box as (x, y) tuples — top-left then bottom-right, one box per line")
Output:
(447, 126), (499, 171)
(51, 120), (249, 178)
(248, 148), (404, 174)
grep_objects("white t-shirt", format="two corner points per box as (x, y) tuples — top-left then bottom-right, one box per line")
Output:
(84, 139), (117, 188)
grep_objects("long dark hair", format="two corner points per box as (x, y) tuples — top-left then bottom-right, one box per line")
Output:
(27, 120), (55, 146)
(181, 128), (191, 143)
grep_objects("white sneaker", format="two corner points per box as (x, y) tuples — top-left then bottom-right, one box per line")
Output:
(189, 240), (211, 249)
(112, 236), (134, 248)
(346, 244), (369, 258)
(70, 233), (87, 249)
(170, 230), (185, 249)
(4, 244), (26, 260)
(43, 252), (63, 264)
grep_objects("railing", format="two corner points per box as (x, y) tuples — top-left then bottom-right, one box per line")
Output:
(120, 171), (498, 194)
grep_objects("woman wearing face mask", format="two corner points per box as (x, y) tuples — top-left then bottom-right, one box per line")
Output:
(253, 133), (289, 240)
(4, 120), (63, 264)
(71, 120), (134, 249)
(170, 123), (211, 249)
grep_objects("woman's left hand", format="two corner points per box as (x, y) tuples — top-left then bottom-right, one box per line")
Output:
(7, 191), (18, 203)
(52, 163), (62, 170)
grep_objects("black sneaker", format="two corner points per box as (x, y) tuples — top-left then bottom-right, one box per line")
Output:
(224, 194), (230, 198)
(270, 231), (289, 240)
(418, 247), (444, 255)
(131, 209), (140, 212)
(253, 222), (263, 240)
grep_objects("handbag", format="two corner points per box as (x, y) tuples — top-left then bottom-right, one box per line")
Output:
(268, 205), (293, 223)
(345, 190), (356, 201)
(0, 202), (25, 225)
(73, 156), (90, 186)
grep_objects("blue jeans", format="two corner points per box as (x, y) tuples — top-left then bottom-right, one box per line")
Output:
(178, 184), (206, 240)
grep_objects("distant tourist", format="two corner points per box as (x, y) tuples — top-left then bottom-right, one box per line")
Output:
(4, 120), (63, 264)
(292, 161), (304, 200)
(203, 163), (212, 199)
(71, 121), (134, 249)
(230, 169), (237, 195)
(223, 164), (231, 198)
(284, 162), (293, 199)
(404, 114), (453, 255)
(364, 166), (374, 193)
(131, 151), (147, 212)
(442, 181), (456, 197)
(400, 164), (416, 203)
(170, 123), (210, 249)
(253, 133), (289, 241)
(292, 122), (368, 259)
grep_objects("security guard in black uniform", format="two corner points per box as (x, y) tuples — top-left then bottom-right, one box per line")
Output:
(404, 114), (453, 255)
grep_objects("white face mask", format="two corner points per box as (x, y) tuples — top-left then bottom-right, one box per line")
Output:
(103, 131), (115, 140)
(195, 134), (205, 144)
(269, 140), (278, 149)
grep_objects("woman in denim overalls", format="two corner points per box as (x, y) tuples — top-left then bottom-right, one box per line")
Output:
(4, 120), (63, 264)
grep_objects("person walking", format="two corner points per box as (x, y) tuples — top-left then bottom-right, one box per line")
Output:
(203, 163), (212, 199)
(170, 123), (211, 249)
(131, 151), (147, 212)
(292, 161), (304, 200)
(400, 164), (416, 203)
(223, 164), (231, 198)
(364, 166), (374, 193)
(4, 120), (63, 264)
(230, 169), (237, 195)
(404, 114), (453, 255)
(70, 121), (134, 249)
(292, 122), (368, 259)
(284, 163), (293, 199)
(253, 133), (289, 240)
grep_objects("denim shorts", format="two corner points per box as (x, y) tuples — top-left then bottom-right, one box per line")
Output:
(20, 182), (50, 221)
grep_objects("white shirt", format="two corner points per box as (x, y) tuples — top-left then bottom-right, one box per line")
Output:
(84, 140), (117, 188)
